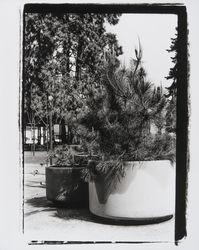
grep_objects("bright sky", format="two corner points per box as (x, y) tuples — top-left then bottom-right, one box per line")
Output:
(106, 14), (177, 88)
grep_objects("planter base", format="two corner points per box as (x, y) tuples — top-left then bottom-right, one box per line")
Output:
(90, 212), (173, 225)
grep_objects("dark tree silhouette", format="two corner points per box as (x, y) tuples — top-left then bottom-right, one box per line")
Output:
(165, 28), (178, 98)
(165, 29), (178, 133)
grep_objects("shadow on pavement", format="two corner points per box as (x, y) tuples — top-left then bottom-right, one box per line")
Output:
(26, 196), (55, 208)
(25, 196), (97, 223)
(25, 196), (173, 226)
(53, 207), (95, 223)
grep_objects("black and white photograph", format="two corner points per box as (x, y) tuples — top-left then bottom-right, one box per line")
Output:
(22, 4), (182, 244)
(1, 1), (198, 249)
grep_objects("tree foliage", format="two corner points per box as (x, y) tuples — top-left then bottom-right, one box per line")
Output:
(77, 46), (175, 162)
(24, 13), (123, 130)
(165, 29), (178, 97)
(165, 29), (178, 133)
(78, 46), (176, 198)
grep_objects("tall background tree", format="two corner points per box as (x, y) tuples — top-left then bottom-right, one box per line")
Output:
(165, 28), (178, 97)
(24, 13), (123, 147)
(165, 28), (178, 133)
(24, 13), (56, 151)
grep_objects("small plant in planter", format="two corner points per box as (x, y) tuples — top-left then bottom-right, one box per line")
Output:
(45, 145), (89, 206)
(78, 45), (176, 223)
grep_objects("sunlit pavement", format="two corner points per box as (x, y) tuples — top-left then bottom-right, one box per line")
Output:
(23, 151), (175, 243)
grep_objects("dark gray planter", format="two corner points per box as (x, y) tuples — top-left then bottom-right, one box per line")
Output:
(45, 165), (88, 206)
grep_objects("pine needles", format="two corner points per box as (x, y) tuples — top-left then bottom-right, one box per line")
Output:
(77, 44), (176, 185)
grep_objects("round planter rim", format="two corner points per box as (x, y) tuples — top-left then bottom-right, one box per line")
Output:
(122, 159), (173, 164)
(89, 159), (174, 164)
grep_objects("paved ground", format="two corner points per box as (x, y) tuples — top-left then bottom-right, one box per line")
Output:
(24, 151), (175, 243)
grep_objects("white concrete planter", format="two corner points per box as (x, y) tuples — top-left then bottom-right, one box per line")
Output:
(89, 160), (175, 222)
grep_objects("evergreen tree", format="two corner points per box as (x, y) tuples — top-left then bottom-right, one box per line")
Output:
(78, 46), (175, 162)
(24, 13), (123, 144)
(79, 46), (176, 196)
(165, 29), (178, 133)
(165, 29), (178, 97)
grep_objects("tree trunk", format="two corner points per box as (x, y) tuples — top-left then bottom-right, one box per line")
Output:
(32, 120), (36, 156)
(68, 125), (73, 144)
(75, 39), (82, 81)
(24, 126), (27, 145)
(63, 39), (70, 77)
(46, 125), (49, 153)
(66, 42), (70, 77)
(64, 15), (70, 77)
(49, 111), (53, 165)
(37, 126), (41, 145)
(61, 119), (67, 144)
